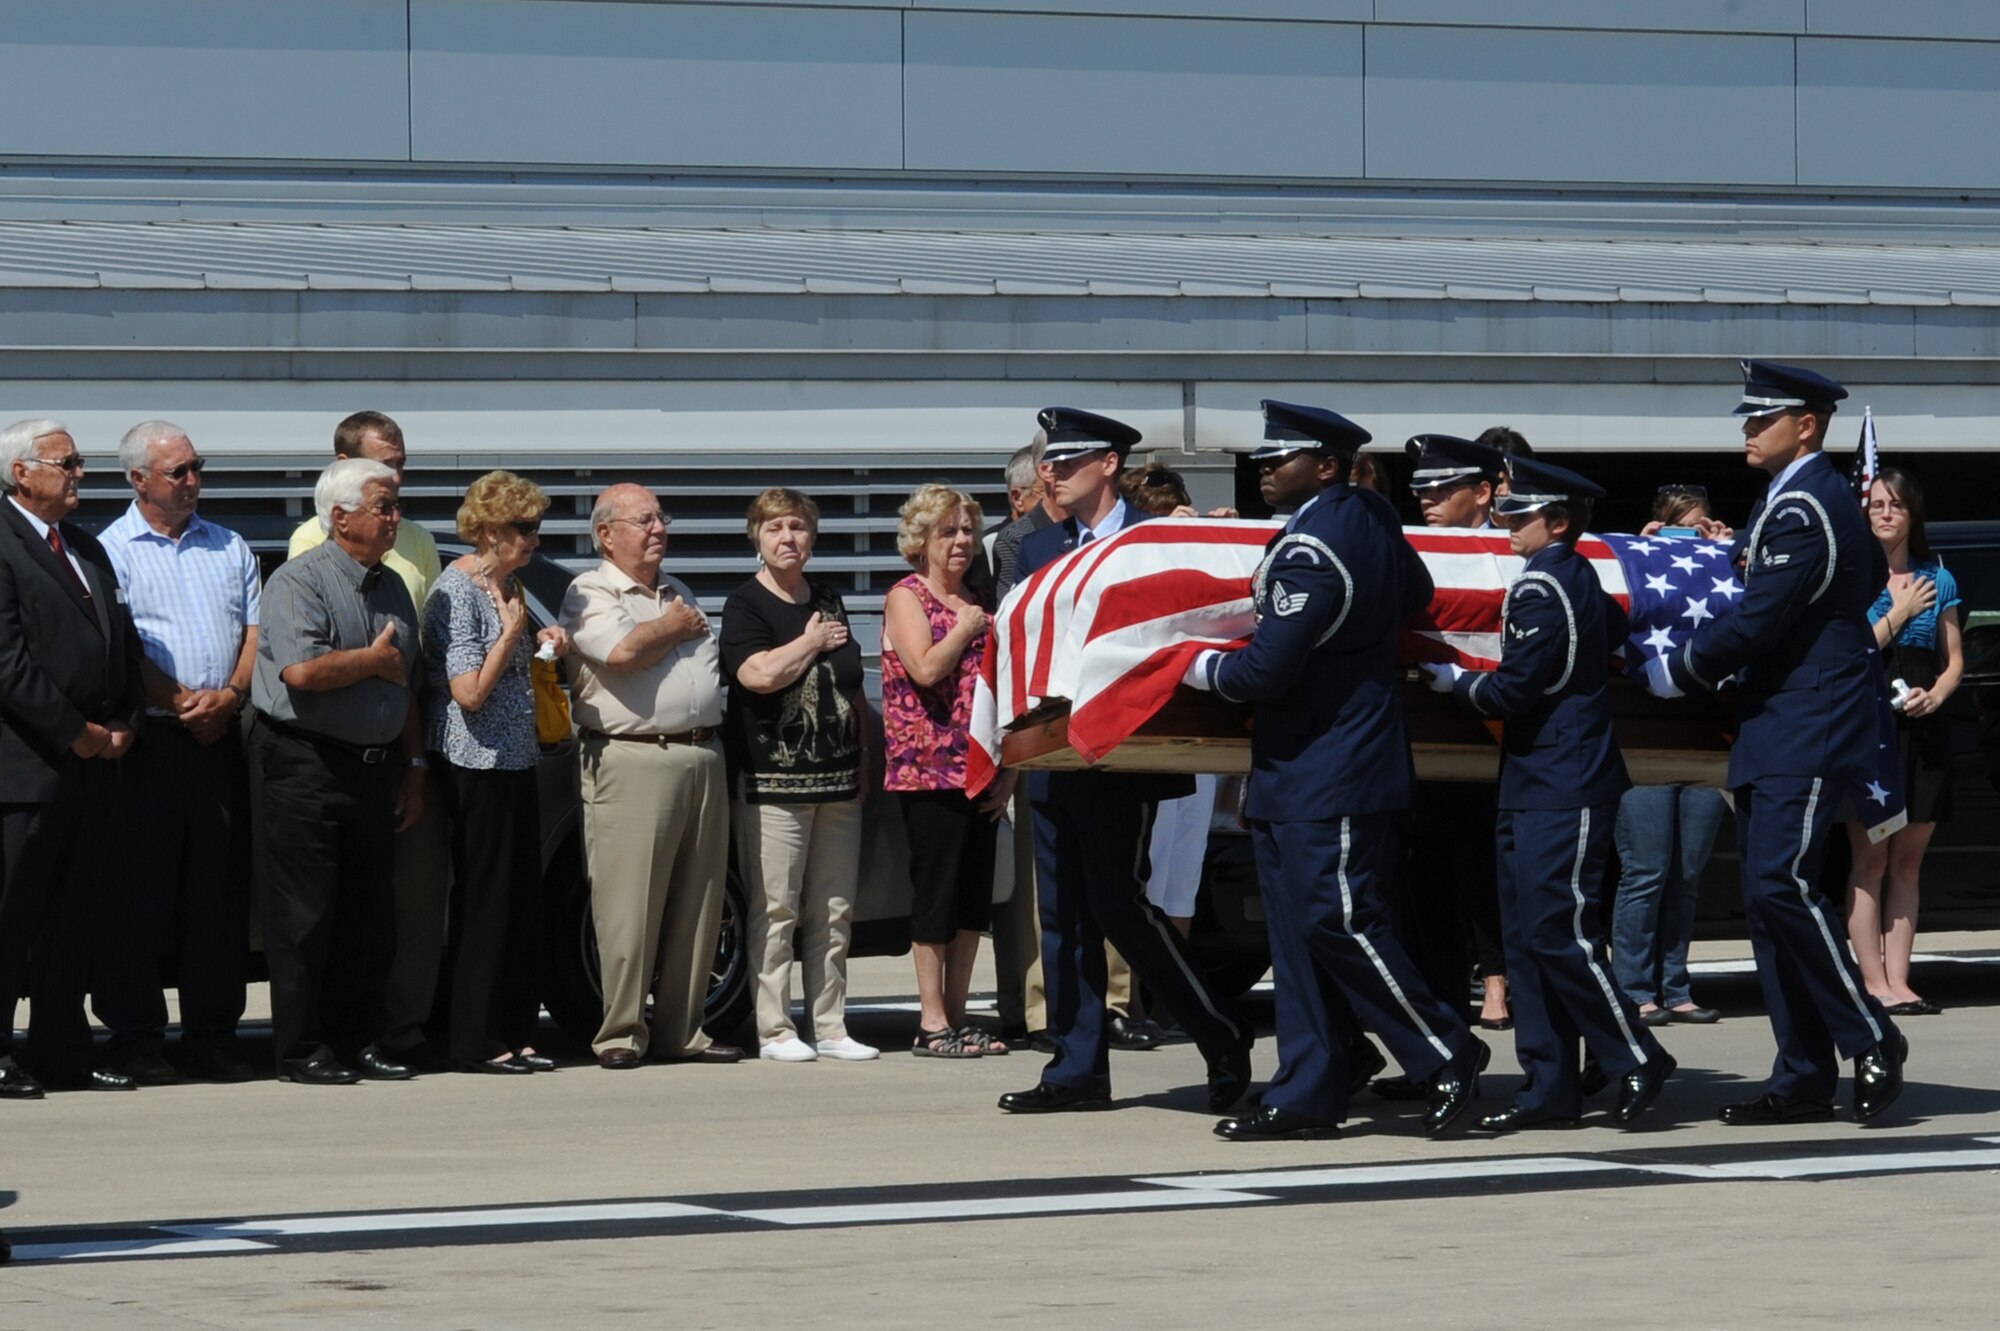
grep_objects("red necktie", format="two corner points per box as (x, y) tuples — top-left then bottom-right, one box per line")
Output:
(47, 527), (92, 600)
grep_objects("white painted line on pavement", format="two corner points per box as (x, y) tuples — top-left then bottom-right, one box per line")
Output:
(174, 1200), (726, 1239)
(1138, 1157), (1615, 1192)
(15, 1238), (274, 1262)
(1628, 1148), (2000, 1181)
(732, 1187), (1269, 1227)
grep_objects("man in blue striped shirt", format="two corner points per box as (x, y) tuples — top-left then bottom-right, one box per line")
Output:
(95, 420), (261, 1084)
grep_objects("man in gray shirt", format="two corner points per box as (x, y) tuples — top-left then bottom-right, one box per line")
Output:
(250, 457), (425, 1086)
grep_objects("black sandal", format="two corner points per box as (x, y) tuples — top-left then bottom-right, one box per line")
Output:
(912, 1026), (980, 1058)
(958, 1025), (1009, 1055)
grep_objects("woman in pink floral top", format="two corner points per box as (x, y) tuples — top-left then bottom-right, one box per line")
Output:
(883, 484), (1007, 1059)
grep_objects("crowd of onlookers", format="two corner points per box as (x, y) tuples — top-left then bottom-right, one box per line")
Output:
(0, 409), (1964, 1100)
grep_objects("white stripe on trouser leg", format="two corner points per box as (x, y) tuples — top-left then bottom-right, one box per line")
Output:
(1789, 779), (1884, 1045)
(1131, 801), (1239, 1041)
(1567, 807), (1648, 1066)
(1335, 817), (1452, 1063)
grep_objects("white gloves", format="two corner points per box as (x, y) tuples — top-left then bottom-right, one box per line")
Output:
(1182, 649), (1219, 692)
(1420, 662), (1463, 694)
(1644, 655), (1685, 699)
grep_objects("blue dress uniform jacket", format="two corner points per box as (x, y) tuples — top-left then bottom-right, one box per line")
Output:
(1452, 541), (1632, 811)
(1669, 451), (1888, 786)
(1207, 484), (1433, 820)
(1015, 501), (1242, 1095)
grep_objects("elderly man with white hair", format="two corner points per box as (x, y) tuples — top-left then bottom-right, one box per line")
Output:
(249, 456), (425, 1086)
(91, 421), (262, 1084)
(1, 418), (146, 1099)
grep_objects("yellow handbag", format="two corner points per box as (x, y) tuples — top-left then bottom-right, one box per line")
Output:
(531, 654), (572, 745)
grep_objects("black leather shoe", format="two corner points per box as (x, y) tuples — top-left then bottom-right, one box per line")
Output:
(181, 1043), (258, 1083)
(279, 1054), (361, 1086)
(1639, 1007), (1673, 1028)
(1580, 1053), (1609, 1097)
(1476, 1104), (1581, 1132)
(1109, 1016), (1164, 1051)
(1369, 1074), (1427, 1102)
(111, 1050), (180, 1085)
(1667, 1005), (1722, 1024)
(42, 1067), (137, 1092)
(0, 1063), (46, 1100)
(357, 1045), (417, 1081)
(1345, 1038), (1388, 1097)
(1718, 1091), (1834, 1126)
(1615, 1051), (1677, 1127)
(456, 1055), (533, 1075)
(997, 1082), (1112, 1114)
(1215, 1104), (1340, 1141)
(1207, 1041), (1253, 1113)
(1853, 1033), (1907, 1124)
(513, 1050), (559, 1072)
(1424, 1039), (1490, 1136)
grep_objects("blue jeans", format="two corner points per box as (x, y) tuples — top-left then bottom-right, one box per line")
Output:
(1611, 785), (1726, 1009)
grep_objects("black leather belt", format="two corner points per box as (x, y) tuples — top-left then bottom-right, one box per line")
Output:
(585, 726), (716, 746)
(255, 712), (398, 764)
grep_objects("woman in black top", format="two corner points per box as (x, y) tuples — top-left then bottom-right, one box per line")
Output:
(719, 488), (876, 1063)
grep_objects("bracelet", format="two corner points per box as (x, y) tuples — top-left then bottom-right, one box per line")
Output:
(225, 683), (249, 705)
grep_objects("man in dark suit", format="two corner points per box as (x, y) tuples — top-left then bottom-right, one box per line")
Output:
(1188, 401), (1486, 1140)
(1656, 360), (1905, 1126)
(995, 407), (1251, 1116)
(0, 418), (146, 1098)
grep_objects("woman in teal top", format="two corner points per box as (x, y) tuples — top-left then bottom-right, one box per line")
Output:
(1847, 468), (1964, 1018)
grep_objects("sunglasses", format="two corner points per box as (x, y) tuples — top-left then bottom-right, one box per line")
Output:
(509, 518), (542, 537)
(151, 458), (207, 481)
(24, 454), (86, 475)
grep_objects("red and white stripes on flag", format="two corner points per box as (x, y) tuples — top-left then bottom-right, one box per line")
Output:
(1854, 405), (1881, 507)
(964, 518), (1631, 795)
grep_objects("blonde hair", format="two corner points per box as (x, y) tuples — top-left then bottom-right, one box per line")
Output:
(897, 484), (984, 569)
(456, 469), (548, 541)
(745, 486), (819, 541)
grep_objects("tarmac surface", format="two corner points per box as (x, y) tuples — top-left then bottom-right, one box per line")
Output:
(4, 940), (1998, 1329)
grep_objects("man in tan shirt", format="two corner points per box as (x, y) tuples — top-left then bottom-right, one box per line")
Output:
(560, 483), (739, 1068)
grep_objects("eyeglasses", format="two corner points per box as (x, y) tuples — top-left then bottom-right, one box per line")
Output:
(23, 454), (86, 475)
(151, 458), (207, 481)
(508, 518), (542, 537)
(607, 512), (670, 531)
(362, 500), (403, 518)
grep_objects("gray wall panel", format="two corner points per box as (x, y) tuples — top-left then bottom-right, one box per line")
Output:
(1799, 38), (2000, 189)
(1374, 1), (1804, 34)
(409, 0), (903, 168)
(904, 12), (1362, 176)
(914, 1), (1369, 18)
(1364, 27), (1796, 185)
(0, 1), (408, 161)
(1806, 2), (2000, 40)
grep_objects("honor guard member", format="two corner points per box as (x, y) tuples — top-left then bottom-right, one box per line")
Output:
(1652, 360), (1905, 1125)
(1426, 456), (1675, 1130)
(1407, 433), (1505, 530)
(1186, 401), (1486, 1141)
(997, 408), (1252, 1116)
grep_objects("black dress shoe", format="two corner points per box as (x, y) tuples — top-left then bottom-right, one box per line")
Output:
(1345, 1038), (1388, 1097)
(598, 1048), (642, 1070)
(1853, 1033), (1907, 1124)
(41, 1067), (137, 1092)
(1424, 1039), (1490, 1137)
(1369, 1074), (1427, 1102)
(111, 1051), (180, 1085)
(0, 1063), (47, 1100)
(1215, 1104), (1340, 1141)
(1638, 1007), (1673, 1028)
(1476, 1104), (1581, 1132)
(181, 1043), (259, 1083)
(1718, 1091), (1834, 1126)
(1883, 999), (1942, 1017)
(356, 1045), (417, 1081)
(1580, 1053), (1609, 1097)
(1615, 1051), (1677, 1126)
(1477, 1016), (1515, 1032)
(1108, 1016), (1164, 1051)
(456, 1055), (534, 1075)
(279, 1054), (361, 1086)
(1667, 1006), (1722, 1024)
(997, 1082), (1112, 1114)
(1207, 1041), (1254, 1113)
(513, 1051), (559, 1072)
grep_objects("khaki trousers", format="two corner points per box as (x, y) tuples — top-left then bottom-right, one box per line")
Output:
(991, 790), (1135, 1031)
(735, 796), (861, 1047)
(580, 735), (728, 1058)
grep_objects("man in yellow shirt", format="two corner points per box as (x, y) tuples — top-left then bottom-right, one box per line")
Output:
(289, 411), (448, 1066)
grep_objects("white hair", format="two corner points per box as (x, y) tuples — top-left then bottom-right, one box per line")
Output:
(1005, 444), (1039, 491)
(0, 418), (72, 493)
(118, 419), (192, 477)
(314, 457), (397, 533)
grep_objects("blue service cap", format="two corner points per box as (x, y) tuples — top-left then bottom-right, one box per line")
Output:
(1734, 359), (1849, 418)
(1493, 455), (1606, 519)
(1405, 434), (1505, 492)
(1037, 407), (1143, 463)
(1248, 400), (1371, 462)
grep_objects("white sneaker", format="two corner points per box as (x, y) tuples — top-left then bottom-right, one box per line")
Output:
(814, 1036), (880, 1062)
(760, 1037), (818, 1063)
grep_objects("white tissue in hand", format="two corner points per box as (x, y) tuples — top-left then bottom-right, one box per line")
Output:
(535, 639), (558, 662)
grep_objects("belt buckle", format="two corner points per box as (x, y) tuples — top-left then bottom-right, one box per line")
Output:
(361, 746), (390, 764)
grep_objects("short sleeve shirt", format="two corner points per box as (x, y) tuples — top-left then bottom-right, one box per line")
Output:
(718, 575), (863, 804)
(560, 560), (724, 735)
(252, 540), (419, 746)
(291, 514), (441, 641)
(1867, 559), (1961, 651)
(421, 566), (538, 771)
(100, 504), (260, 697)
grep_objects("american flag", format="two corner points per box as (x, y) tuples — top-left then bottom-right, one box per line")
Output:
(1850, 405), (1881, 505)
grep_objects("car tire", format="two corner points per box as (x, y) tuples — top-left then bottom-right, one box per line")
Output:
(539, 835), (757, 1047)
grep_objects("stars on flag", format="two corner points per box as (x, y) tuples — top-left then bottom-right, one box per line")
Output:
(1681, 597), (1714, 627)
(1866, 781), (1890, 806)
(1670, 555), (1700, 574)
(1696, 544), (1726, 558)
(1644, 572), (1676, 595)
(1644, 625), (1677, 655)
(1711, 577), (1741, 600)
